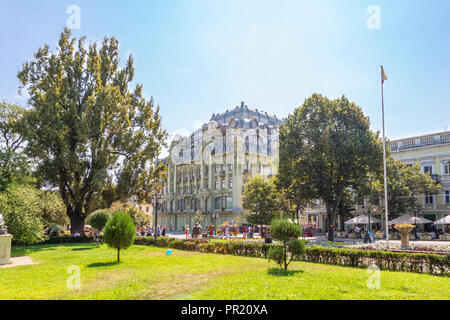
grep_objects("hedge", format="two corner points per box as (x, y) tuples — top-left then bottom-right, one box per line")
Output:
(133, 237), (449, 276)
(35, 236), (101, 245)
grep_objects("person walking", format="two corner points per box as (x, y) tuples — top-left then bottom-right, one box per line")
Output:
(242, 225), (247, 239)
(185, 225), (190, 239)
(225, 224), (230, 240)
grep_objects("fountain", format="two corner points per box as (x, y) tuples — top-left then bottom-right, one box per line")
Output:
(394, 224), (415, 250)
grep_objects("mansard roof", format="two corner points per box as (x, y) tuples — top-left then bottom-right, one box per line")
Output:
(209, 101), (283, 128)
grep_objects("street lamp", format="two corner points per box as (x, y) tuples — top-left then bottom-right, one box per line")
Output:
(153, 193), (163, 241)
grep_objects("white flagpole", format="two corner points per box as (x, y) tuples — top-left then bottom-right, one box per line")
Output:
(381, 65), (390, 249)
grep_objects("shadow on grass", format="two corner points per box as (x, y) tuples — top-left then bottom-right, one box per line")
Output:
(86, 261), (121, 268)
(11, 246), (57, 257)
(267, 268), (304, 277)
(72, 247), (95, 251)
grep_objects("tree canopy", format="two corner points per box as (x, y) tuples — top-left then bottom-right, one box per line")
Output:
(278, 93), (383, 241)
(242, 176), (279, 227)
(367, 157), (440, 219)
(0, 101), (31, 191)
(17, 28), (167, 234)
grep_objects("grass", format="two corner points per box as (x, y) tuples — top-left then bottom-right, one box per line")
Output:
(0, 243), (448, 300)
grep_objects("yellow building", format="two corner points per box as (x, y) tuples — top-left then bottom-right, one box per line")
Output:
(389, 130), (450, 228)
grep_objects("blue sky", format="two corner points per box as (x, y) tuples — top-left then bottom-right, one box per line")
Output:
(1, 0), (449, 141)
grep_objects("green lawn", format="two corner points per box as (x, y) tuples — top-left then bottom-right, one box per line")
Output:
(1, 243), (448, 300)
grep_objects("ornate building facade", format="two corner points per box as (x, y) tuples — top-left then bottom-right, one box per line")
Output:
(157, 102), (283, 230)
(389, 130), (450, 228)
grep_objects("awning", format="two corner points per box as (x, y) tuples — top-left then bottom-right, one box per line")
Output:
(433, 215), (450, 225)
(388, 214), (433, 225)
(344, 215), (381, 225)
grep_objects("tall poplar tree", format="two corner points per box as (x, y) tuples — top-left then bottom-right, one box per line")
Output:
(17, 28), (166, 234)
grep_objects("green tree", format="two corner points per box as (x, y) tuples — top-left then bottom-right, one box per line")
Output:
(17, 28), (166, 234)
(242, 176), (279, 233)
(39, 191), (68, 226)
(0, 185), (46, 244)
(87, 209), (111, 231)
(369, 157), (440, 219)
(274, 176), (314, 224)
(110, 201), (150, 227)
(0, 101), (31, 191)
(103, 211), (136, 262)
(268, 218), (305, 270)
(278, 94), (383, 241)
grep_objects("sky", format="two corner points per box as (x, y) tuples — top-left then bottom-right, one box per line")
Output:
(1, 0), (449, 144)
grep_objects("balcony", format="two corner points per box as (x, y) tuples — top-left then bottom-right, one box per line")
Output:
(390, 131), (450, 152)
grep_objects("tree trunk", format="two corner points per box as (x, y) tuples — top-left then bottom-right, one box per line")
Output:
(69, 208), (86, 236)
(117, 248), (120, 263)
(284, 241), (288, 270)
(326, 203), (335, 242)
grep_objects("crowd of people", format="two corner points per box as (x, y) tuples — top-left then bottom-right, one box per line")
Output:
(135, 225), (167, 237)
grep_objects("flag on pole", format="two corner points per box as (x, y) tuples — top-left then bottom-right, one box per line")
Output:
(381, 65), (388, 84)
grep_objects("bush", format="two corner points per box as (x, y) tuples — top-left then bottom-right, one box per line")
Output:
(87, 209), (111, 231)
(289, 239), (306, 258)
(267, 246), (284, 268)
(0, 185), (47, 245)
(103, 211), (136, 262)
(269, 218), (304, 270)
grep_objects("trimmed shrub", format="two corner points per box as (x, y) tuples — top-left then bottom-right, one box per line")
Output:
(103, 211), (136, 262)
(87, 209), (111, 231)
(267, 246), (284, 268)
(269, 218), (304, 270)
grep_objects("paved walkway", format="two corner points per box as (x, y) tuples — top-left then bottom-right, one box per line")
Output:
(0, 256), (36, 268)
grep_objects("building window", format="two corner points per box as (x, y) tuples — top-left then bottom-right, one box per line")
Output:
(215, 164), (219, 173)
(229, 164), (233, 171)
(444, 161), (450, 175)
(425, 193), (434, 204)
(226, 197), (233, 209)
(256, 134), (260, 153)
(222, 179), (225, 189)
(423, 165), (433, 175)
(179, 149), (183, 158)
(229, 178), (233, 188)
(445, 190), (450, 204)
(257, 164), (261, 173)
(214, 197), (221, 209)
(215, 180), (218, 190)
(244, 162), (248, 172)
(245, 136), (249, 151)
(223, 136), (226, 152)
(146, 207), (149, 213)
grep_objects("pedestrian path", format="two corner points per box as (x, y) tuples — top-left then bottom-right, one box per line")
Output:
(0, 256), (36, 268)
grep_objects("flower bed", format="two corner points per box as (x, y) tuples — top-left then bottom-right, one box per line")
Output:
(350, 242), (450, 254)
